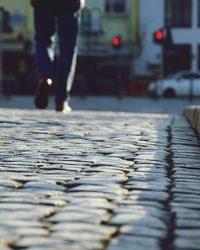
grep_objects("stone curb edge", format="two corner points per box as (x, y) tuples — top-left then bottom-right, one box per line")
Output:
(183, 106), (200, 136)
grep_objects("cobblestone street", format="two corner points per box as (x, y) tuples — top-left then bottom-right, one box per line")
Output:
(0, 108), (199, 250)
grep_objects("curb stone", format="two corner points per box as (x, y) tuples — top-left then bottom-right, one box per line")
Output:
(183, 106), (200, 136)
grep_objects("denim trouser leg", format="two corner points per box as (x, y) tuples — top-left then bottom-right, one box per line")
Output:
(34, 9), (55, 79)
(34, 9), (79, 104)
(56, 13), (78, 104)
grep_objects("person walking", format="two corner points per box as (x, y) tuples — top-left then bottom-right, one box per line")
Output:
(31, 0), (85, 112)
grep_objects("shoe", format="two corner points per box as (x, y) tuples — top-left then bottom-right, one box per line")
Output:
(56, 101), (72, 113)
(34, 77), (52, 109)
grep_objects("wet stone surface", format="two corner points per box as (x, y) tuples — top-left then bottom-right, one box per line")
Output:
(0, 109), (199, 250)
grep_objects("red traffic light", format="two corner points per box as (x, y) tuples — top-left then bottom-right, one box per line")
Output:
(153, 30), (164, 44)
(112, 36), (122, 49)
(155, 31), (163, 40)
(112, 37), (120, 46)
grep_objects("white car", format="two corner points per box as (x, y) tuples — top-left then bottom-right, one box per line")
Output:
(148, 71), (200, 98)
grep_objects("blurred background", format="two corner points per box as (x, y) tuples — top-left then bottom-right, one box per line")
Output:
(0, 0), (199, 99)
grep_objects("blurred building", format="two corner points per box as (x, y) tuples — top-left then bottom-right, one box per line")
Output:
(0, 0), (33, 94)
(135, 0), (200, 77)
(76, 0), (139, 95)
(0, 0), (139, 95)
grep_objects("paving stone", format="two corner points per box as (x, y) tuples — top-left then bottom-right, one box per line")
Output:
(128, 165), (167, 174)
(10, 227), (49, 237)
(175, 238), (200, 250)
(59, 205), (110, 217)
(51, 230), (107, 242)
(173, 173), (200, 180)
(127, 172), (169, 181)
(70, 184), (127, 195)
(174, 181), (200, 189)
(0, 109), (200, 250)
(107, 235), (160, 250)
(172, 201), (200, 210)
(175, 229), (200, 238)
(47, 210), (111, 224)
(116, 199), (164, 209)
(134, 154), (166, 162)
(120, 224), (166, 238)
(14, 237), (67, 248)
(129, 190), (169, 202)
(54, 221), (116, 234)
(115, 205), (166, 219)
(171, 207), (200, 219)
(0, 220), (44, 228)
(13, 189), (65, 197)
(176, 218), (200, 228)
(69, 198), (117, 211)
(0, 179), (23, 188)
(16, 236), (104, 249)
(172, 196), (200, 205)
(23, 181), (67, 191)
(0, 229), (19, 245)
(0, 204), (56, 221)
(172, 187), (200, 196)
(66, 191), (125, 201)
(89, 164), (130, 172)
(66, 176), (128, 186)
(27, 247), (82, 250)
(109, 213), (166, 230)
(126, 181), (169, 191)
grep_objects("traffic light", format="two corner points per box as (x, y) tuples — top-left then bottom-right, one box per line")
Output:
(112, 36), (122, 49)
(153, 30), (164, 45)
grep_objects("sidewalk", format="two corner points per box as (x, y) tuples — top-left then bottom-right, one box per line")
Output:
(0, 107), (200, 250)
(0, 95), (200, 114)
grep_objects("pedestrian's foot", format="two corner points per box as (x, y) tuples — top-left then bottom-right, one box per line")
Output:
(34, 77), (52, 109)
(55, 101), (72, 113)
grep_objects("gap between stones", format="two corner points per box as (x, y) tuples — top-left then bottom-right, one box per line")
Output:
(160, 119), (176, 250)
(101, 141), (142, 249)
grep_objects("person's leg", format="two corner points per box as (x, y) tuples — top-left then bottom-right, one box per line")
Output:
(34, 8), (56, 109)
(34, 8), (56, 79)
(55, 12), (79, 106)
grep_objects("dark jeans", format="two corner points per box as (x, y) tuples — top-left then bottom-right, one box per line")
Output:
(34, 8), (79, 104)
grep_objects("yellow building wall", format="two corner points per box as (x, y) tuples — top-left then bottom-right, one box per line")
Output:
(0, 0), (138, 48)
(129, 0), (139, 44)
(85, 0), (138, 46)
(0, 0), (33, 40)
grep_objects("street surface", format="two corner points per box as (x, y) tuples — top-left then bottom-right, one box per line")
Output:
(0, 107), (200, 250)
(1, 96), (200, 114)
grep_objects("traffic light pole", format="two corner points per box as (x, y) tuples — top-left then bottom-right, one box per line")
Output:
(112, 35), (123, 98)
(116, 51), (123, 98)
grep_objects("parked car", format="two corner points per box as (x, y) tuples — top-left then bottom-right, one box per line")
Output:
(148, 71), (200, 98)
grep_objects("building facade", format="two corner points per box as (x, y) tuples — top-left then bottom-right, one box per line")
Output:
(135, 0), (200, 77)
(77, 0), (139, 94)
(0, 0), (33, 47)
(0, 0), (139, 95)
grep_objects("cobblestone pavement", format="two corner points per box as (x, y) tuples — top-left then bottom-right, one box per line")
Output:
(0, 108), (200, 250)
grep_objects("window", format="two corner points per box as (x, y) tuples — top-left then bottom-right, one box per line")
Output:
(91, 9), (101, 34)
(173, 45), (191, 71)
(165, 0), (191, 27)
(81, 9), (91, 35)
(81, 8), (102, 35)
(181, 73), (200, 79)
(105, 0), (127, 15)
